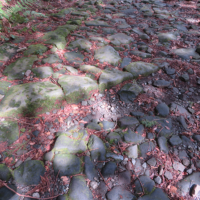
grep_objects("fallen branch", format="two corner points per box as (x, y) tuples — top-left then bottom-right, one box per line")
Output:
(1, 181), (62, 200)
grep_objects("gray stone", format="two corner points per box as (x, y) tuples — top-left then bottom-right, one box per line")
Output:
(80, 65), (102, 75)
(118, 81), (143, 103)
(3, 55), (38, 80)
(158, 32), (176, 43)
(173, 161), (185, 172)
(126, 145), (138, 159)
(120, 57), (132, 69)
(177, 116), (188, 130)
(0, 82), (64, 117)
(118, 116), (139, 129)
(14, 160), (45, 187)
(32, 67), (54, 78)
(153, 80), (170, 88)
(106, 132), (122, 144)
(125, 62), (159, 78)
(99, 68), (132, 93)
(102, 28), (117, 34)
(178, 172), (200, 197)
(138, 188), (169, 200)
(94, 46), (121, 66)
(42, 54), (63, 64)
(85, 20), (110, 27)
(158, 137), (169, 154)
(101, 121), (115, 130)
(106, 152), (124, 161)
(88, 135), (106, 161)
(101, 161), (117, 177)
(164, 171), (173, 180)
(169, 135), (182, 146)
(107, 33), (134, 45)
(58, 75), (98, 104)
(154, 176), (162, 184)
(106, 186), (136, 200)
(155, 103), (169, 117)
(170, 103), (190, 117)
(68, 176), (93, 200)
(84, 156), (98, 181)
(118, 170), (131, 185)
(180, 73), (190, 82)
(172, 48), (200, 60)
(139, 141), (156, 158)
(135, 176), (155, 195)
(53, 154), (81, 177)
(64, 51), (84, 64)
(69, 39), (92, 52)
(86, 122), (101, 131)
(130, 50), (152, 58)
(147, 157), (157, 167)
(124, 129), (144, 144)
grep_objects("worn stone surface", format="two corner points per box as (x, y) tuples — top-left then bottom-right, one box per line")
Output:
(0, 82), (64, 117)
(94, 46), (121, 66)
(58, 75), (98, 104)
(3, 55), (38, 80)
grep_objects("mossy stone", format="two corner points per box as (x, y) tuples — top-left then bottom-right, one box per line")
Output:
(0, 164), (13, 181)
(0, 120), (19, 145)
(14, 160), (45, 187)
(23, 44), (48, 56)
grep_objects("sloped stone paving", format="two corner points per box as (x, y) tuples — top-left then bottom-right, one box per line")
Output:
(0, 0), (200, 199)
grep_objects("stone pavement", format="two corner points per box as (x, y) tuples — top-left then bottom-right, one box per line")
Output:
(0, 0), (200, 199)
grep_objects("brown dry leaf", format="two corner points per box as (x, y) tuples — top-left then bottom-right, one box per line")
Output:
(170, 186), (177, 194)
(61, 176), (70, 185)
(45, 132), (50, 135)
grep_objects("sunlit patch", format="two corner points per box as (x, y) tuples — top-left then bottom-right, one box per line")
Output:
(186, 18), (200, 24)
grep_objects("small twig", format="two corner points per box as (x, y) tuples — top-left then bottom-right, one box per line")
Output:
(97, 168), (111, 191)
(2, 181), (62, 200)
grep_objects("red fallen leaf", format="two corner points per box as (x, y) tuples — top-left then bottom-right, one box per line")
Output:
(120, 195), (123, 199)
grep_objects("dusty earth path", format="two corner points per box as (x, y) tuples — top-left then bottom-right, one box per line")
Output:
(0, 0), (200, 199)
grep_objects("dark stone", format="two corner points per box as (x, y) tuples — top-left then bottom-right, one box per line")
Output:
(88, 135), (106, 161)
(0, 185), (19, 200)
(138, 188), (170, 200)
(0, 164), (12, 181)
(158, 137), (169, 154)
(14, 160), (45, 187)
(118, 116), (139, 129)
(84, 156), (98, 181)
(169, 135), (182, 146)
(153, 80), (170, 88)
(135, 176), (155, 195)
(155, 103), (169, 117)
(124, 129), (144, 144)
(120, 57), (132, 69)
(101, 161), (117, 177)
(106, 186), (136, 200)
(118, 170), (131, 185)
(147, 157), (157, 167)
(139, 141), (156, 158)
(68, 176), (93, 200)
